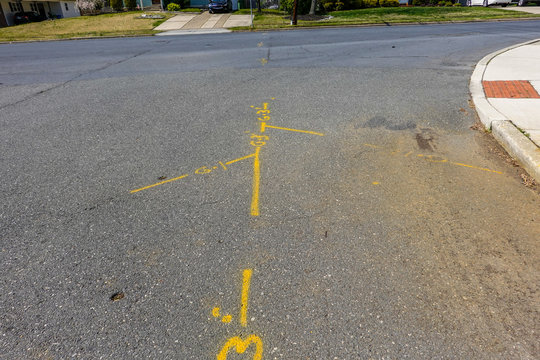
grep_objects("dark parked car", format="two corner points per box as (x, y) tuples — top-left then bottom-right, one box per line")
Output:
(517, 0), (540, 5)
(13, 11), (41, 25)
(208, 0), (231, 13)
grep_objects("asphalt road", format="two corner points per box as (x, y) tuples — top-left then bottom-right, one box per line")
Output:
(1, 21), (540, 359)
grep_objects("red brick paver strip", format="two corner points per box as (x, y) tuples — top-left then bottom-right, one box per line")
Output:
(483, 80), (540, 99)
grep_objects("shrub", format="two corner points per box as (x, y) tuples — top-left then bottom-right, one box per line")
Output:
(351, 0), (365, 8)
(167, 2), (181, 10)
(380, 0), (399, 6)
(124, 0), (137, 10)
(322, 1), (334, 10)
(412, 0), (428, 5)
(279, 0), (311, 14)
(363, 0), (378, 6)
(453, 2), (461, 5)
(110, 0), (123, 11)
(444, 1), (453, 5)
(334, 1), (344, 9)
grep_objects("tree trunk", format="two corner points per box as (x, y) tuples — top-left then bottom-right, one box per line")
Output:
(257, 0), (261, 12)
(309, 0), (316, 15)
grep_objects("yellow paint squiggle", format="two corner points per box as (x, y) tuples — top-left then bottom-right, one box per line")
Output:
(217, 335), (263, 360)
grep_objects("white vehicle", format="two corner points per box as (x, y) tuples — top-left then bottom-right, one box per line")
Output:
(466, 0), (510, 6)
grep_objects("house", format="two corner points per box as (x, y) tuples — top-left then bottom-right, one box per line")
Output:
(0, 0), (80, 27)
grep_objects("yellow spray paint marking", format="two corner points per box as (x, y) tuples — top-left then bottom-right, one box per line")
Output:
(131, 98), (325, 218)
(214, 269), (262, 359)
(260, 58), (268, 66)
(363, 144), (502, 175)
(257, 42), (263, 47)
(130, 174), (189, 193)
(264, 125), (325, 136)
(240, 269), (252, 327)
(372, 182), (380, 185)
(217, 335), (263, 360)
(251, 147), (261, 217)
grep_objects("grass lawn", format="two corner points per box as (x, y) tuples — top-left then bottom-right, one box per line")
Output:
(0, 12), (173, 42)
(233, 7), (540, 29)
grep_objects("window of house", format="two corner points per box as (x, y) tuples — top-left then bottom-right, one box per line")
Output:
(64, 2), (69, 10)
(9, 2), (24, 12)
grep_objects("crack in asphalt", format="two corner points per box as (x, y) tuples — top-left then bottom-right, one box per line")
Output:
(0, 48), (154, 111)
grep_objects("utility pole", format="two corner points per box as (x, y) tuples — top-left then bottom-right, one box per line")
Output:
(291, 0), (298, 25)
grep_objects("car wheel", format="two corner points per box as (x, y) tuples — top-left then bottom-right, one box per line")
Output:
(466, 0), (472, 6)
(501, 2), (506, 5)
(483, 0), (488, 6)
(517, 0), (524, 5)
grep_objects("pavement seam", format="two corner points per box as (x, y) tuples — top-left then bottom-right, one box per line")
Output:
(470, 39), (540, 181)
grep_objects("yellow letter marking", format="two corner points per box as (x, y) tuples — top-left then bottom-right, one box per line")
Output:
(217, 335), (263, 360)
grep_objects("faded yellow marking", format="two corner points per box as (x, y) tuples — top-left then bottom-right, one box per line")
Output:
(363, 143), (382, 149)
(221, 315), (232, 323)
(260, 122), (266, 133)
(450, 162), (502, 174)
(363, 144), (502, 175)
(372, 182), (380, 185)
(219, 161), (227, 170)
(251, 147), (261, 217)
(240, 269), (253, 327)
(265, 125), (325, 136)
(225, 153), (256, 165)
(130, 174), (189, 193)
(260, 58), (268, 66)
(212, 307), (220, 318)
(257, 42), (263, 47)
(217, 335), (263, 360)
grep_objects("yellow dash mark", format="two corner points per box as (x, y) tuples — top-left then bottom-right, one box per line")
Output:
(217, 335), (263, 360)
(221, 315), (232, 323)
(372, 182), (380, 185)
(251, 146), (261, 216)
(130, 174), (189, 193)
(212, 307), (220, 318)
(240, 269), (253, 327)
(219, 161), (227, 170)
(450, 162), (502, 174)
(265, 125), (325, 136)
(363, 143), (382, 149)
(251, 147), (261, 217)
(404, 151), (413, 157)
(225, 153), (256, 165)
(271, 97), (275, 100)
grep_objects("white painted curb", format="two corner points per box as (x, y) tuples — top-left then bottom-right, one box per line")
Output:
(469, 39), (540, 182)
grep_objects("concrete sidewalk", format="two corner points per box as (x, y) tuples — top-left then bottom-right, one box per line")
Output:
(154, 12), (251, 32)
(470, 39), (540, 181)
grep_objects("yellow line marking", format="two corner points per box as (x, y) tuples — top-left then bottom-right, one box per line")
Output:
(240, 269), (252, 327)
(450, 162), (502, 174)
(372, 182), (380, 185)
(219, 161), (227, 170)
(363, 143), (382, 149)
(225, 153), (256, 165)
(221, 315), (232, 323)
(404, 151), (413, 157)
(265, 125), (325, 136)
(217, 335), (263, 360)
(250, 147), (261, 217)
(260, 122), (266, 133)
(212, 307), (220, 318)
(130, 174), (189, 193)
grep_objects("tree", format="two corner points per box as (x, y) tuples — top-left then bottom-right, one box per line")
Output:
(110, 0), (123, 11)
(309, 0), (316, 14)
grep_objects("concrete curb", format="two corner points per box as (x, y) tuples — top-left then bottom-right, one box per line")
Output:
(469, 39), (540, 182)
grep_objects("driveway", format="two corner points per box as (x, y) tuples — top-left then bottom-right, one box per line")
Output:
(154, 12), (251, 31)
